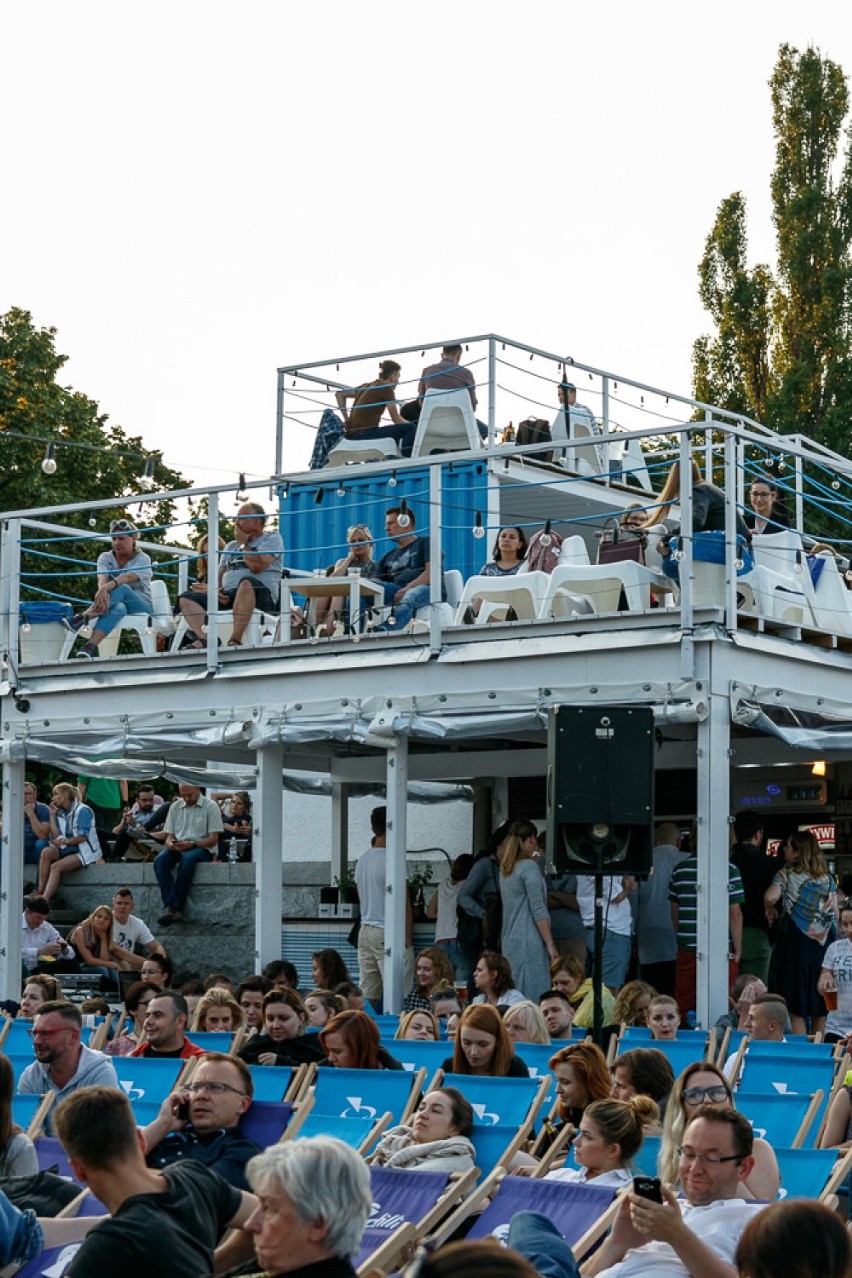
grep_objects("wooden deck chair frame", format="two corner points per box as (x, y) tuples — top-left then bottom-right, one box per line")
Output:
(533, 1120), (577, 1177)
(266, 1086), (316, 1143)
(88, 1020), (111, 1052)
(820, 1144), (852, 1201)
(283, 1097), (392, 1156)
(25, 1092), (56, 1139)
(791, 1089), (824, 1148)
(398, 1067), (428, 1124)
(426, 1165), (507, 1249)
(572, 1188), (628, 1263)
(0, 1019), (11, 1050)
(816, 1051), (852, 1145)
(356, 1223), (419, 1278)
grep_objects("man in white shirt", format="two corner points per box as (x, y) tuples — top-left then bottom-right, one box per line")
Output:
(508, 1106), (764, 1278)
(354, 806), (414, 1012)
(21, 896), (74, 971)
(111, 888), (166, 970)
(722, 993), (788, 1081)
(576, 874), (634, 990)
(154, 786), (223, 926)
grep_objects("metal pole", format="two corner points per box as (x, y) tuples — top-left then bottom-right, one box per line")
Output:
(678, 432), (694, 646)
(429, 464), (443, 652)
(384, 737), (409, 1013)
(723, 431), (739, 634)
(487, 336), (497, 447)
(695, 682), (732, 1028)
(206, 493), (220, 673)
(0, 759), (26, 1001)
(275, 369), (285, 478)
(330, 781), (349, 889)
(254, 743), (284, 972)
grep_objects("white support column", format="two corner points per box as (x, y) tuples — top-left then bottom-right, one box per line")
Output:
(254, 744), (284, 972)
(330, 782), (349, 888)
(384, 738), (408, 1013)
(695, 687), (732, 1028)
(1, 761), (26, 1000)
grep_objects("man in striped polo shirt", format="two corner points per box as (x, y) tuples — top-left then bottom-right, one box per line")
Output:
(669, 850), (744, 1024)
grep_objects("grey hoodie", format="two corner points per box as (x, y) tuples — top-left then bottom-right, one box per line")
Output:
(18, 1044), (120, 1131)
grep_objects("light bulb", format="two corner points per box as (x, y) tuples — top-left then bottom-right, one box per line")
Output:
(734, 557), (744, 570)
(41, 443), (57, 475)
(397, 500), (411, 529)
(81, 624), (92, 638)
(236, 473), (249, 502)
(201, 624), (209, 634)
(21, 622), (31, 634)
(337, 484), (345, 498)
(137, 459), (156, 491)
(388, 475), (397, 488)
(309, 633), (319, 645)
(351, 632), (361, 644)
(832, 480), (841, 490)
(673, 549), (686, 563)
(88, 517), (97, 527)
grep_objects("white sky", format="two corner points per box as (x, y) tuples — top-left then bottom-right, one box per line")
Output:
(2, 1), (850, 492)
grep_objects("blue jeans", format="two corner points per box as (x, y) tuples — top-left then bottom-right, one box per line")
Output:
(585, 927), (632, 988)
(24, 838), (50, 867)
(154, 846), (213, 911)
(378, 582), (432, 631)
(351, 421), (418, 457)
(94, 585), (151, 637)
(507, 1211), (580, 1278)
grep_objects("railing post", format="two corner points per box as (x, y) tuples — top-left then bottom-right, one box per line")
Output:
(600, 376), (611, 487)
(275, 369), (285, 478)
(429, 463), (444, 652)
(723, 431), (739, 634)
(487, 336), (497, 447)
(3, 519), (21, 677)
(678, 433), (694, 646)
(794, 453), (804, 534)
(703, 410), (713, 481)
(206, 493), (220, 672)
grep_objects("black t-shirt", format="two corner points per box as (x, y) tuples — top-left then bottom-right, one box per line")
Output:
(67, 1160), (241, 1278)
(238, 1032), (325, 1068)
(375, 537), (429, 588)
(439, 1054), (530, 1078)
(730, 841), (781, 931)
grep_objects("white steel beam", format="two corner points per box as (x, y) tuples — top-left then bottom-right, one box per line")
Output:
(694, 681), (732, 1027)
(384, 738), (408, 1013)
(254, 744), (284, 972)
(0, 760), (26, 1001)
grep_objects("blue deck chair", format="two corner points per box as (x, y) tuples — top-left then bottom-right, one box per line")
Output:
(746, 1039), (836, 1058)
(239, 1100), (294, 1147)
(381, 1039), (448, 1074)
(615, 1038), (712, 1078)
(469, 1124), (535, 1176)
(735, 1053), (838, 1147)
(373, 1015), (401, 1036)
(35, 1135), (83, 1183)
(186, 1030), (234, 1053)
(113, 1056), (184, 1104)
(356, 1164), (477, 1273)
(311, 1066), (424, 1126)
(774, 1145), (852, 1201)
(294, 1110), (390, 1154)
(621, 1026), (708, 1043)
(432, 1171), (619, 1254)
(736, 1091), (821, 1148)
(440, 1073), (549, 1129)
(247, 1064), (297, 1101)
(0, 1020), (37, 1053)
(631, 1133), (661, 1178)
(128, 1099), (164, 1126)
(12, 1093), (54, 1136)
(7, 1055), (37, 1086)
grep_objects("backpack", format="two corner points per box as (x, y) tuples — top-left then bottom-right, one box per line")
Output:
(516, 417), (553, 463)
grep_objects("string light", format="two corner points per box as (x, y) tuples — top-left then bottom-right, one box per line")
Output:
(397, 499), (411, 529)
(237, 473), (250, 502)
(281, 483), (289, 499)
(314, 489), (324, 505)
(388, 475), (397, 488)
(472, 511), (485, 539)
(387, 605), (397, 628)
(539, 519), (552, 547)
(832, 479), (841, 490)
(337, 483), (345, 498)
(41, 443), (57, 475)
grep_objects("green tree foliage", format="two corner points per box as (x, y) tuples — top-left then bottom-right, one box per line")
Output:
(0, 306), (194, 604)
(693, 44), (852, 455)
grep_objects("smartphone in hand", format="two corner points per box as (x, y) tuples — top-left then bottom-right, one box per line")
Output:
(633, 1175), (663, 1203)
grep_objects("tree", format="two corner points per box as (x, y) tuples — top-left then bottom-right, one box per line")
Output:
(692, 44), (852, 457)
(0, 306), (194, 605)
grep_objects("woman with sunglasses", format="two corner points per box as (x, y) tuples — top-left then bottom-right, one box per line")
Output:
(316, 523), (378, 635)
(659, 1061), (779, 1200)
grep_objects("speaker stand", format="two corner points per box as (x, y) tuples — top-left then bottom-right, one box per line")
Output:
(590, 855), (607, 1048)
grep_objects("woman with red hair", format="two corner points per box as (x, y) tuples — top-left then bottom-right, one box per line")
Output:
(319, 1009), (404, 1070)
(441, 1004), (529, 1077)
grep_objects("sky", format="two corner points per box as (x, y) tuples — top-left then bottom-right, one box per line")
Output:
(2, 1), (851, 494)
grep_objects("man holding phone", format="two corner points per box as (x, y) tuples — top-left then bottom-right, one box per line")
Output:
(507, 1107), (766, 1278)
(139, 1054), (260, 1190)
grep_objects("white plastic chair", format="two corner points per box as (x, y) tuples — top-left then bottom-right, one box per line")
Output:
(550, 408), (603, 476)
(540, 558), (667, 617)
(608, 437), (653, 491)
(454, 571), (551, 624)
(171, 608), (269, 651)
(807, 552), (852, 637)
(739, 530), (814, 625)
(61, 579), (175, 659)
(411, 389), (481, 456)
(324, 437), (400, 466)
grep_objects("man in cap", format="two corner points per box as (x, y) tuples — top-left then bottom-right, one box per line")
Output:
(65, 517), (153, 659)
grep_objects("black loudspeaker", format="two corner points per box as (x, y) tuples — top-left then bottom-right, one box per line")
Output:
(547, 705), (654, 876)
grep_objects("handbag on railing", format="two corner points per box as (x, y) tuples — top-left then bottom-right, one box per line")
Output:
(596, 518), (646, 566)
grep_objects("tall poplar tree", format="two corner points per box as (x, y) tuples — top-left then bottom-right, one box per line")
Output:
(693, 44), (852, 455)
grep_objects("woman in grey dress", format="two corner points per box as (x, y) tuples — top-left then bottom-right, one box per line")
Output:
(499, 820), (558, 1001)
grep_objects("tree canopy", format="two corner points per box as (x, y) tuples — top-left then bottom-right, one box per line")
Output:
(692, 44), (852, 456)
(0, 306), (195, 605)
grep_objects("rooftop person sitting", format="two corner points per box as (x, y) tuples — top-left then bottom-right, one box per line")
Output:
(178, 503), (284, 649)
(64, 516), (154, 659)
(314, 523), (378, 636)
(335, 358), (417, 456)
(744, 474), (790, 534)
(374, 504), (446, 632)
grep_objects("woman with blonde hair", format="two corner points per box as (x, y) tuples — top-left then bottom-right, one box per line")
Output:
(443, 1004), (529, 1077)
(544, 1095), (658, 1187)
(499, 820), (557, 1002)
(37, 782), (103, 901)
(503, 1000), (550, 1045)
(765, 829), (838, 1035)
(68, 905), (131, 982)
(659, 1060), (779, 1201)
(316, 523), (378, 635)
(643, 459), (751, 581)
(396, 1010), (441, 1041)
(191, 986), (244, 1034)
